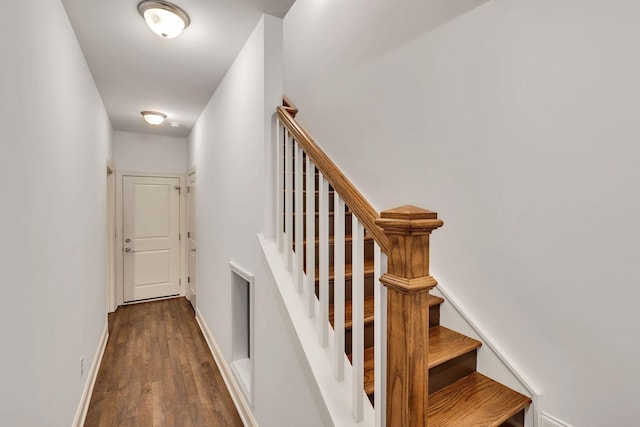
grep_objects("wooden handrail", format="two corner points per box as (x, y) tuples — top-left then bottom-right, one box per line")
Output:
(277, 99), (389, 254)
(282, 96), (298, 117)
(278, 99), (445, 426)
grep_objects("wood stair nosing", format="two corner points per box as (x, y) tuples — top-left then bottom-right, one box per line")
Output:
(427, 326), (482, 369)
(289, 211), (354, 218)
(314, 258), (375, 284)
(292, 234), (374, 250)
(427, 372), (532, 427)
(429, 295), (445, 308)
(283, 189), (335, 195)
(356, 325), (481, 397)
(329, 294), (444, 329)
(329, 296), (376, 329)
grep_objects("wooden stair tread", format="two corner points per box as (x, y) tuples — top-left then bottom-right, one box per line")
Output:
(357, 324), (479, 396)
(329, 296), (375, 329)
(314, 234), (374, 245)
(314, 258), (375, 281)
(429, 295), (445, 307)
(362, 347), (376, 395)
(329, 295), (442, 336)
(287, 211), (353, 217)
(283, 189), (334, 194)
(293, 234), (374, 248)
(428, 326), (481, 369)
(428, 372), (531, 427)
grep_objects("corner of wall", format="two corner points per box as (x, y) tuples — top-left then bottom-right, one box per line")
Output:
(186, 12), (328, 426)
(262, 13), (284, 240)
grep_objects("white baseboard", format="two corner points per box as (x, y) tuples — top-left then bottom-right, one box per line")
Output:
(195, 308), (258, 427)
(121, 294), (182, 305)
(542, 413), (572, 427)
(73, 323), (109, 427)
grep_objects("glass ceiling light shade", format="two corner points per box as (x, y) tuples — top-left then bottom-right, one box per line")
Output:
(141, 111), (167, 125)
(137, 1), (190, 39)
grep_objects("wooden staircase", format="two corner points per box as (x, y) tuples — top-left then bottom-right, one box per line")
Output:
(281, 99), (531, 426)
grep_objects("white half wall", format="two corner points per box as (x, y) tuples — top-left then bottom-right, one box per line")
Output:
(0, 0), (112, 424)
(283, 1), (640, 426)
(188, 14), (325, 427)
(114, 130), (187, 174)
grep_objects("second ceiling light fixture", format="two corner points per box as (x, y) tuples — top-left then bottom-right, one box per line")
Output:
(138, 1), (189, 125)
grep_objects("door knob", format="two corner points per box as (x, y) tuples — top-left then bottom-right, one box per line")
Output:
(125, 238), (131, 243)
(125, 248), (134, 253)
(191, 248), (197, 252)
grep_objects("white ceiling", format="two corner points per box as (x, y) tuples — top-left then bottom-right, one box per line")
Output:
(62, 0), (294, 137)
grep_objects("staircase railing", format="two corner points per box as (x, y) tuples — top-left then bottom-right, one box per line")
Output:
(275, 97), (443, 427)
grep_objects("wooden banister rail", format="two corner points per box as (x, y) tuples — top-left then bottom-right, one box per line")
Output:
(277, 99), (389, 254)
(282, 96), (298, 117)
(376, 206), (443, 427)
(278, 98), (443, 426)
(276, 100), (530, 426)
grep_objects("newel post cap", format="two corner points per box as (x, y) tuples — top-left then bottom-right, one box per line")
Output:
(376, 205), (444, 235)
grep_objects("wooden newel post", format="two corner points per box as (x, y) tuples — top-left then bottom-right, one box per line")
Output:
(375, 205), (443, 427)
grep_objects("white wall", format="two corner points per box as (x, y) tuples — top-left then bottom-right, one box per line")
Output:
(188, 15), (325, 427)
(283, 1), (640, 426)
(114, 130), (187, 174)
(0, 0), (112, 424)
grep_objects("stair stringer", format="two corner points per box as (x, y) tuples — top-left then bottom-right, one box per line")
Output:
(259, 234), (376, 427)
(430, 284), (543, 427)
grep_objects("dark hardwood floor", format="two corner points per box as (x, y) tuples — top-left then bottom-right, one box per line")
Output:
(85, 297), (243, 427)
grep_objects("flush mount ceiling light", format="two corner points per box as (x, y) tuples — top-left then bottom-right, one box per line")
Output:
(138, 1), (190, 39)
(141, 111), (167, 125)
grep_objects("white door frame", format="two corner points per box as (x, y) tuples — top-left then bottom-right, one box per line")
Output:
(186, 167), (196, 310)
(115, 171), (187, 306)
(106, 161), (116, 313)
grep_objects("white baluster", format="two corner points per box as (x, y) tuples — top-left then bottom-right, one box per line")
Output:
(295, 143), (304, 293)
(276, 120), (283, 252)
(305, 158), (316, 318)
(351, 216), (364, 422)
(284, 130), (293, 271)
(333, 195), (345, 381)
(318, 173), (329, 347)
(374, 244), (388, 427)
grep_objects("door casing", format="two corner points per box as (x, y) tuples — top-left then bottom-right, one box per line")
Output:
(115, 171), (187, 306)
(186, 169), (197, 309)
(107, 162), (116, 313)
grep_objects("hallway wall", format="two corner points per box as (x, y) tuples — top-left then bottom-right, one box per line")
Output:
(0, 0), (112, 425)
(283, 0), (640, 425)
(114, 130), (187, 174)
(188, 15), (325, 427)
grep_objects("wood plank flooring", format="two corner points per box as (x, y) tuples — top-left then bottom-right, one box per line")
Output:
(85, 298), (243, 427)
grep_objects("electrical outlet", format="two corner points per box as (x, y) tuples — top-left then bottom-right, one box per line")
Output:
(80, 356), (84, 377)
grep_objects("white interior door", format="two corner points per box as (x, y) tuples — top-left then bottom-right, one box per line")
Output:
(187, 172), (197, 309)
(123, 175), (181, 302)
